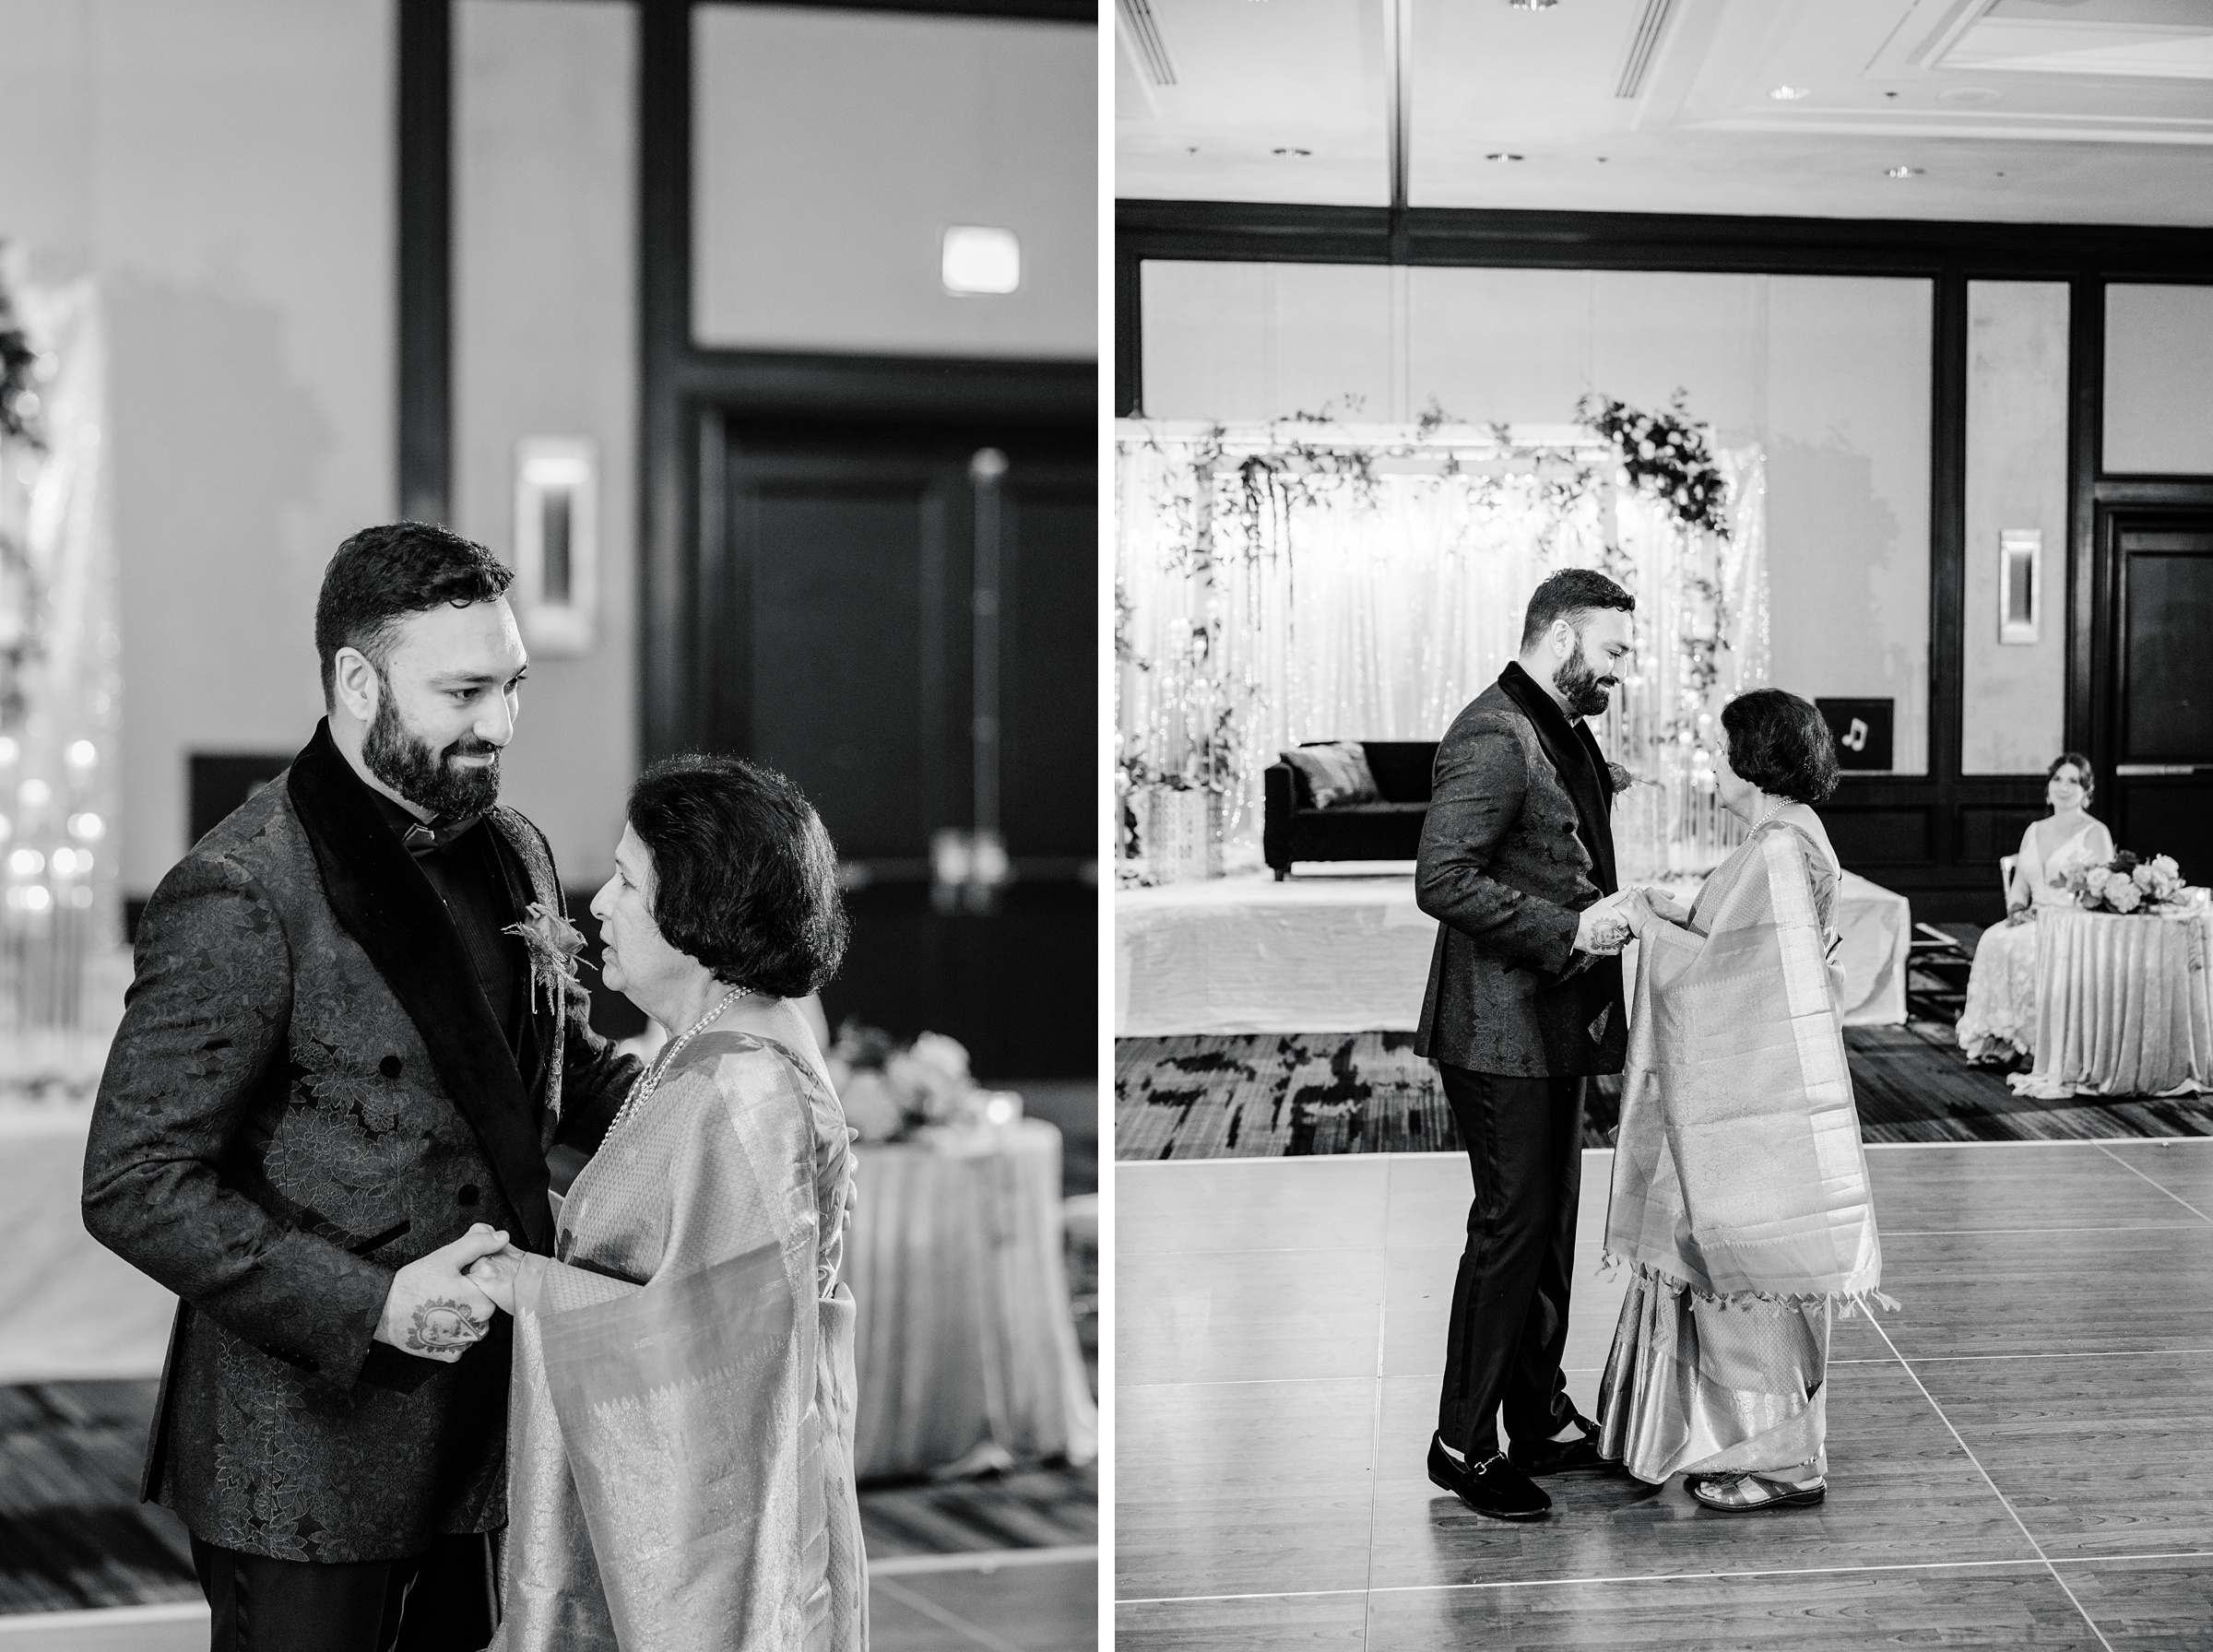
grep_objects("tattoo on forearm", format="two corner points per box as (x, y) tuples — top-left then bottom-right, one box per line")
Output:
(405, 1297), (488, 1353)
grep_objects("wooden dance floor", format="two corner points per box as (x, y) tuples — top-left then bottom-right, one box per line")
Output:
(1118, 1140), (2213, 1649)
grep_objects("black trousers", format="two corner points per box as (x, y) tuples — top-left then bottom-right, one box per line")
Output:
(1435, 1065), (1587, 1459)
(190, 1532), (497, 1652)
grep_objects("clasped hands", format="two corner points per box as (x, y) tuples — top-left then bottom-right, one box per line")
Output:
(371, 1221), (530, 1364)
(1572, 886), (1690, 957)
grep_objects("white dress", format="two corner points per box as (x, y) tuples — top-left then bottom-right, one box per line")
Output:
(1955, 816), (2114, 1062)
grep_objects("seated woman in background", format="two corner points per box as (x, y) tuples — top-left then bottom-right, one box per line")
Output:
(1954, 753), (2112, 1067)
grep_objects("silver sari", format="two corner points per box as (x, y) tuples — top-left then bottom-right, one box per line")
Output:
(491, 1003), (867, 1650)
(1598, 811), (1885, 1484)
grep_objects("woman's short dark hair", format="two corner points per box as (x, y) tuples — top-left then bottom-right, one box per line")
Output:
(314, 523), (513, 706)
(2046, 750), (2095, 803)
(1721, 688), (1840, 805)
(627, 754), (849, 997)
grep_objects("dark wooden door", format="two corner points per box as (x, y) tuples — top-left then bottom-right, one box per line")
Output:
(704, 419), (1094, 1078)
(2102, 513), (2213, 885)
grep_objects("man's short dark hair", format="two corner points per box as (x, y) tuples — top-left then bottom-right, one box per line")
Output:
(1519, 568), (1636, 652)
(1721, 688), (1840, 805)
(628, 754), (850, 999)
(314, 523), (515, 708)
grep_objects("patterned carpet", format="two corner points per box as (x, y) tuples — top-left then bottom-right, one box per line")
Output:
(0, 1379), (1095, 1613)
(1116, 1023), (2213, 1160)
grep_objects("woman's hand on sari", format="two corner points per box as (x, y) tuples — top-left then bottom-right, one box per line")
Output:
(465, 1243), (526, 1316)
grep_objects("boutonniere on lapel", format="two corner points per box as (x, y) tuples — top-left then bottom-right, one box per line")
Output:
(503, 902), (593, 1016)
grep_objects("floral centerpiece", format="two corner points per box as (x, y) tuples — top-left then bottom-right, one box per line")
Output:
(826, 1021), (1022, 1142)
(2056, 851), (2192, 914)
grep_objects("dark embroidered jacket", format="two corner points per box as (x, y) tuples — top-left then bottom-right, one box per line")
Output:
(81, 723), (639, 1563)
(1413, 665), (1629, 1078)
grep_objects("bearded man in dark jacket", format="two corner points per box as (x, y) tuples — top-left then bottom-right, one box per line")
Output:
(83, 524), (641, 1651)
(1414, 567), (1643, 1525)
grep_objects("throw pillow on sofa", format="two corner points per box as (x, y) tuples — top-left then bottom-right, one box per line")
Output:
(1280, 742), (1381, 809)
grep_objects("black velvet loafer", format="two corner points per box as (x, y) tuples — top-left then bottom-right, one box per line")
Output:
(1508, 1414), (1615, 1476)
(1428, 1434), (1551, 1521)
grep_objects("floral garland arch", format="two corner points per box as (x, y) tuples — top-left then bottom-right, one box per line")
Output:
(1115, 394), (1768, 883)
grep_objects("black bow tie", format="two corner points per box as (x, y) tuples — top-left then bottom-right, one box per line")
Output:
(399, 813), (483, 856)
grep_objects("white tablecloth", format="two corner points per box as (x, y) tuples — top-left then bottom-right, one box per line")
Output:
(1116, 868), (1911, 1036)
(2011, 904), (2213, 1099)
(0, 1107), (179, 1383)
(846, 1118), (1098, 1481)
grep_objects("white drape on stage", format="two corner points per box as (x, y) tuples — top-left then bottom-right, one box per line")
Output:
(1116, 421), (1768, 881)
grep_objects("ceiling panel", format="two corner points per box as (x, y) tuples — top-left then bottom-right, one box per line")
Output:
(1118, 0), (2213, 223)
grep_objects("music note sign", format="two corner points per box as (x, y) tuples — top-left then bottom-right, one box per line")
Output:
(1815, 699), (1894, 772)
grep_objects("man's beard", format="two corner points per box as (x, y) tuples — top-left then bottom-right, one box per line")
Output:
(1553, 638), (1618, 720)
(363, 689), (502, 819)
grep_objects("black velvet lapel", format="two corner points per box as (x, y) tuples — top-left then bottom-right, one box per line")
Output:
(286, 722), (552, 1252)
(1498, 661), (1618, 896)
(483, 817), (557, 1108)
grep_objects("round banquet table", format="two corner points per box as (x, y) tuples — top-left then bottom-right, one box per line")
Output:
(844, 1117), (1098, 1482)
(2009, 903), (2213, 1100)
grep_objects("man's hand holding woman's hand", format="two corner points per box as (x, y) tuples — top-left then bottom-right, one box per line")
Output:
(1573, 894), (1634, 956)
(374, 1223), (509, 1363)
(1576, 886), (1693, 956)
(465, 1242), (526, 1317)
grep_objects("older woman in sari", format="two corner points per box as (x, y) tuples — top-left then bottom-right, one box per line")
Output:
(1599, 690), (1887, 1514)
(467, 754), (866, 1649)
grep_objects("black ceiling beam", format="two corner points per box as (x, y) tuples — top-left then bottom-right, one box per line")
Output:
(1118, 199), (2213, 279)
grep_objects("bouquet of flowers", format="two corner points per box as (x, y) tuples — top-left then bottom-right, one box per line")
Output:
(826, 1021), (1022, 1142)
(2055, 851), (2188, 914)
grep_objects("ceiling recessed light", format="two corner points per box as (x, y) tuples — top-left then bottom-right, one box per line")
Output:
(941, 226), (1020, 295)
(1886, 166), (1923, 179)
(1939, 86), (2001, 106)
(1486, 152), (1525, 162)
(1769, 85), (1811, 100)
(1508, 0), (1558, 9)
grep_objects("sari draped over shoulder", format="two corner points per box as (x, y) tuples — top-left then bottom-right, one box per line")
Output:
(491, 1020), (867, 1652)
(1597, 815), (1885, 1484)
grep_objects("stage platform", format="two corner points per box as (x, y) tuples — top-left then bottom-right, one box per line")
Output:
(1116, 867), (1911, 1038)
(1117, 1139), (2213, 1649)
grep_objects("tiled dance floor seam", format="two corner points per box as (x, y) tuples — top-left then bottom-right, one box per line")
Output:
(2097, 1142), (2213, 1222)
(1118, 1142), (2213, 1650)
(1118, 1549), (2213, 1604)
(1870, 1315), (2114, 1651)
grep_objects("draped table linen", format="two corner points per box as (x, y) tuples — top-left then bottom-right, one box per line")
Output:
(1118, 868), (1911, 1036)
(2010, 903), (2213, 1100)
(0, 1106), (176, 1382)
(846, 1119), (1097, 1481)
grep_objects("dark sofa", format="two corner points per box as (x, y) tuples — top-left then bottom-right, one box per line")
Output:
(1263, 740), (1438, 879)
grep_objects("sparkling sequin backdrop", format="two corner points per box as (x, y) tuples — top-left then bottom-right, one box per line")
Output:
(1115, 419), (1768, 882)
(0, 269), (121, 1065)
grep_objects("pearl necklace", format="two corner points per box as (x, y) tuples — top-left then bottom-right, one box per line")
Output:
(1748, 795), (1791, 834)
(609, 985), (750, 1135)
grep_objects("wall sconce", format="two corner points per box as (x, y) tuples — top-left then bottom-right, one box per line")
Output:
(1998, 528), (2040, 646)
(513, 438), (598, 656)
(942, 225), (1021, 296)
